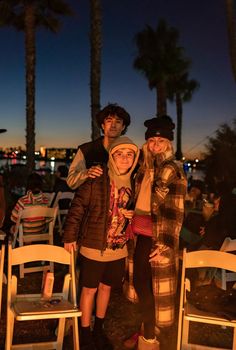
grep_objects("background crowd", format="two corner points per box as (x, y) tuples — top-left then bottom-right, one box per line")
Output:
(0, 103), (236, 350)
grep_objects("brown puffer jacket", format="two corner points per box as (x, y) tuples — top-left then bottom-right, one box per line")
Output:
(62, 166), (110, 251)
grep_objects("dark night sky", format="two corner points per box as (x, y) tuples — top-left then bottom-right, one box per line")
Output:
(0, 0), (235, 158)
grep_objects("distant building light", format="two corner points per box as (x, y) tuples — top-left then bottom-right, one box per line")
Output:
(40, 146), (46, 158)
(187, 163), (191, 167)
(50, 157), (55, 160)
(23, 155), (27, 159)
(35, 151), (40, 155)
(195, 158), (199, 163)
(15, 151), (18, 154)
(193, 163), (196, 168)
(182, 156), (186, 161)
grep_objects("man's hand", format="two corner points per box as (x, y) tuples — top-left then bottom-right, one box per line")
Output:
(64, 241), (77, 253)
(87, 165), (103, 178)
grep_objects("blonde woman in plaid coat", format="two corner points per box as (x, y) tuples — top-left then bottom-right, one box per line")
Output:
(129, 116), (187, 350)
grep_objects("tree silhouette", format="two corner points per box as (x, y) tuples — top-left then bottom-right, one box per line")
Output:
(0, 0), (73, 172)
(225, 0), (236, 82)
(90, 0), (102, 141)
(133, 19), (185, 116)
(168, 72), (199, 160)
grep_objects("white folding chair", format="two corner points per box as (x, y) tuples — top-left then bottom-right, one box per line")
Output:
(53, 192), (74, 236)
(13, 206), (58, 278)
(177, 249), (236, 350)
(5, 243), (82, 350)
(216, 237), (236, 290)
(0, 243), (5, 318)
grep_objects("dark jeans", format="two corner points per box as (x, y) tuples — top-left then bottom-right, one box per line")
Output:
(133, 235), (156, 339)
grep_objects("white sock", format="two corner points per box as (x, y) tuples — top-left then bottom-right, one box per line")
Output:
(142, 336), (157, 344)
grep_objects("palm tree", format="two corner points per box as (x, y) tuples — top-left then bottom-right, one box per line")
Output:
(0, 0), (72, 173)
(225, 0), (236, 82)
(90, 0), (102, 140)
(133, 19), (184, 116)
(167, 72), (200, 160)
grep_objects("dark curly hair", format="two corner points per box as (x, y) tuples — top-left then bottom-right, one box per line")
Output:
(96, 103), (131, 135)
(26, 173), (43, 194)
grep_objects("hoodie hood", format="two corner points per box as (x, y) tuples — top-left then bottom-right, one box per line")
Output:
(108, 136), (140, 178)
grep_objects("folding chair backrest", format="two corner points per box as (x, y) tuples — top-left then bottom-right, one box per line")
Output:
(8, 243), (77, 308)
(177, 249), (236, 350)
(184, 249), (236, 271)
(0, 243), (5, 317)
(10, 244), (71, 266)
(53, 191), (74, 210)
(6, 243), (80, 349)
(14, 206), (58, 278)
(218, 237), (236, 290)
(17, 205), (58, 242)
(53, 192), (74, 236)
(19, 205), (58, 223)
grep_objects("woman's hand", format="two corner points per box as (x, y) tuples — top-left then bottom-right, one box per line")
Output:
(121, 209), (134, 220)
(149, 245), (168, 263)
(64, 241), (77, 253)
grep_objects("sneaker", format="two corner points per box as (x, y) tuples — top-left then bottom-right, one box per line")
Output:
(93, 328), (113, 350)
(123, 324), (161, 349)
(137, 336), (160, 350)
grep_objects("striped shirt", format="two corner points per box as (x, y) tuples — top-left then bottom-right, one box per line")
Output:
(11, 190), (49, 234)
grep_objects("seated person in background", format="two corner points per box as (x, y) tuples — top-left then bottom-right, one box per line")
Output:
(53, 165), (72, 193)
(10, 173), (49, 236)
(53, 165), (74, 209)
(198, 190), (236, 250)
(181, 181), (236, 252)
(188, 186), (236, 286)
(185, 179), (205, 214)
(0, 174), (5, 229)
(180, 193), (220, 250)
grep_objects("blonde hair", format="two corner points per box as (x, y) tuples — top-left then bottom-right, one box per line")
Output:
(141, 142), (154, 170)
(141, 139), (174, 170)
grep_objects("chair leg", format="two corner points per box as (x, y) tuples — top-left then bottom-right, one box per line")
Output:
(56, 318), (66, 350)
(233, 327), (236, 350)
(72, 316), (79, 350)
(5, 309), (14, 350)
(181, 318), (190, 348)
(177, 311), (183, 350)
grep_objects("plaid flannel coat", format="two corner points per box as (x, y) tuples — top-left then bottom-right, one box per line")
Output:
(134, 151), (187, 328)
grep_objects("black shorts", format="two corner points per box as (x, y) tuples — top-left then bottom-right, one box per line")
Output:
(79, 255), (126, 289)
